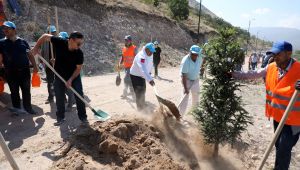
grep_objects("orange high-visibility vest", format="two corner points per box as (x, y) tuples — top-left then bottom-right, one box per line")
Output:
(122, 45), (136, 69)
(265, 61), (300, 125)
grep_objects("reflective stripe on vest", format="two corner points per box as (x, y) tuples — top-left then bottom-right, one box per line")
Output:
(265, 61), (300, 125)
(122, 45), (136, 68)
(266, 90), (300, 101)
(266, 99), (300, 111)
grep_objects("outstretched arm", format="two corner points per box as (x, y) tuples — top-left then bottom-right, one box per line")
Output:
(31, 34), (53, 56)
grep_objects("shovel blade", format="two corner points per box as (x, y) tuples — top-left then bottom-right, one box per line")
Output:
(116, 74), (121, 86)
(92, 109), (110, 121)
(155, 95), (181, 120)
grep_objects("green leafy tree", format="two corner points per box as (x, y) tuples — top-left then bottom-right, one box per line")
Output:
(153, 0), (159, 7)
(168, 0), (189, 20)
(192, 28), (252, 156)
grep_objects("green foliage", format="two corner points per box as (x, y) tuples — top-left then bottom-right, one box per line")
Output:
(153, 0), (159, 7)
(192, 28), (252, 156)
(168, 0), (189, 20)
(143, 0), (154, 4)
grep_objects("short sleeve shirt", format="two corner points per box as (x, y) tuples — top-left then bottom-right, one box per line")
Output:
(50, 36), (84, 80)
(180, 54), (203, 80)
(0, 37), (30, 69)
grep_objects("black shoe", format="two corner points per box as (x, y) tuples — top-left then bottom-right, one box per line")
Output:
(54, 119), (65, 126)
(26, 109), (37, 115)
(80, 119), (89, 125)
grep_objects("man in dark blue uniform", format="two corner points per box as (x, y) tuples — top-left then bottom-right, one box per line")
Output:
(0, 21), (38, 114)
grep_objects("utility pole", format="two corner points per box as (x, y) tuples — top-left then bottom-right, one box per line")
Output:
(197, 0), (202, 43)
(255, 31), (259, 52)
(246, 20), (251, 54)
(246, 18), (255, 54)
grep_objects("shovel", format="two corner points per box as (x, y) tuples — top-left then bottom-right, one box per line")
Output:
(154, 86), (181, 120)
(177, 81), (195, 111)
(115, 65), (121, 86)
(157, 81), (195, 120)
(37, 55), (110, 121)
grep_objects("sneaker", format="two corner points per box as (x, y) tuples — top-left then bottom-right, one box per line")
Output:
(54, 119), (65, 126)
(9, 107), (27, 115)
(45, 98), (54, 104)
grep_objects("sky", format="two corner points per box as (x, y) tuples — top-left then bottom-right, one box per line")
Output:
(197, 0), (300, 30)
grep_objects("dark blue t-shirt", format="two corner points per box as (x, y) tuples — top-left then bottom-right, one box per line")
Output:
(0, 37), (30, 69)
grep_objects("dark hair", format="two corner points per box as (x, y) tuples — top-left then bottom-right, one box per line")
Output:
(69, 31), (84, 39)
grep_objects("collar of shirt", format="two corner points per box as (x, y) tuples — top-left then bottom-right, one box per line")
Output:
(277, 58), (294, 79)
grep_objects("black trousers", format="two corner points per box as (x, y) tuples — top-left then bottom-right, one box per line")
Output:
(130, 74), (146, 110)
(154, 60), (160, 76)
(54, 76), (87, 121)
(5, 68), (33, 111)
(273, 120), (300, 170)
(45, 67), (55, 100)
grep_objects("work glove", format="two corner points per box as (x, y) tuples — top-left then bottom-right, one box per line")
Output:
(295, 80), (300, 91)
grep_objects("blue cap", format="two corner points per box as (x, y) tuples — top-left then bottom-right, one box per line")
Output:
(59, 32), (69, 39)
(3, 21), (16, 29)
(145, 43), (156, 53)
(190, 45), (201, 54)
(47, 25), (56, 33)
(270, 41), (293, 54)
(124, 35), (132, 41)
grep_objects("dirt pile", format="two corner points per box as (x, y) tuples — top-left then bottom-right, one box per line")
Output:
(50, 119), (189, 170)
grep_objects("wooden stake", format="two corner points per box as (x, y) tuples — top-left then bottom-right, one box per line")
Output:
(55, 6), (59, 33)
(47, 8), (55, 64)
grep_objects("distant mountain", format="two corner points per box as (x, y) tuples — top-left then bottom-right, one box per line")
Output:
(188, 0), (217, 18)
(250, 27), (300, 50)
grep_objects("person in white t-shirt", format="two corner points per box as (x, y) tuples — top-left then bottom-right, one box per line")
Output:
(130, 43), (155, 110)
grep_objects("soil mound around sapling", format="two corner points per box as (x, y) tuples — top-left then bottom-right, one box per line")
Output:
(50, 118), (189, 170)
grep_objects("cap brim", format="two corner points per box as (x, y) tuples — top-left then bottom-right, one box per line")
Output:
(2, 25), (13, 29)
(191, 51), (199, 54)
(270, 48), (281, 55)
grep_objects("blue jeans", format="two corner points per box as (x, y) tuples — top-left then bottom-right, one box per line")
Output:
(273, 120), (300, 170)
(54, 76), (87, 121)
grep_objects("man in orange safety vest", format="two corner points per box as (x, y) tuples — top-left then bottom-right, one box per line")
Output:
(119, 35), (137, 99)
(233, 41), (300, 170)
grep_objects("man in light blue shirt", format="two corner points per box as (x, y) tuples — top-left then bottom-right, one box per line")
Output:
(179, 45), (204, 115)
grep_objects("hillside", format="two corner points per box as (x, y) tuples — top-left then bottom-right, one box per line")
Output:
(1, 0), (221, 75)
(250, 27), (300, 50)
(188, 0), (217, 18)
